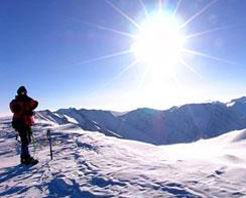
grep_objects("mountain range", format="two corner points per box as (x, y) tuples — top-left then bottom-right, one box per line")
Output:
(36, 96), (246, 145)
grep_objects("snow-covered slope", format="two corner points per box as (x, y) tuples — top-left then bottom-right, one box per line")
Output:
(1, 117), (246, 197)
(37, 97), (246, 145)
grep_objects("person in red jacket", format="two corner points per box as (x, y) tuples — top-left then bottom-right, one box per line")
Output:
(10, 86), (39, 165)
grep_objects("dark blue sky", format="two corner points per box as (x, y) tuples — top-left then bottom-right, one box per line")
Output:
(1, 0), (245, 115)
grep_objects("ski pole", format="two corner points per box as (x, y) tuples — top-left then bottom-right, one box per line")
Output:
(31, 134), (37, 157)
(15, 132), (21, 155)
(47, 129), (53, 160)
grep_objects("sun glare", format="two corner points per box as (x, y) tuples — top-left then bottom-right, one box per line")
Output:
(131, 13), (185, 77)
(81, 0), (229, 108)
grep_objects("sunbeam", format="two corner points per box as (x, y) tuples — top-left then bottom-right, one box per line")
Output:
(104, 0), (140, 29)
(172, 0), (182, 18)
(183, 48), (237, 65)
(179, 58), (203, 79)
(65, 16), (135, 39)
(88, 60), (139, 97)
(75, 50), (132, 65)
(82, 21), (135, 39)
(138, 0), (149, 19)
(180, 0), (218, 29)
(185, 25), (237, 39)
(110, 60), (139, 83)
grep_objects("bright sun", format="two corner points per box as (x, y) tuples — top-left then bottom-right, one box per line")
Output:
(80, 0), (228, 109)
(131, 13), (185, 77)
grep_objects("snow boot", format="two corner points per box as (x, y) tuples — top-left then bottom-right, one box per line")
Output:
(21, 155), (38, 165)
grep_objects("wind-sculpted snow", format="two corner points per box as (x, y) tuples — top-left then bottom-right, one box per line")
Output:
(1, 118), (246, 197)
(37, 96), (246, 145)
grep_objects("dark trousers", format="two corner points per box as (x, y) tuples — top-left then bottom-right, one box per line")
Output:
(19, 128), (31, 157)
(13, 120), (32, 158)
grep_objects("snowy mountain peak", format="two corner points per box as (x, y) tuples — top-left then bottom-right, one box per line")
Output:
(228, 96), (246, 105)
(226, 96), (246, 119)
(233, 96), (246, 102)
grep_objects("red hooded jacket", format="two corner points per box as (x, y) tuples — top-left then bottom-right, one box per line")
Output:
(10, 95), (38, 126)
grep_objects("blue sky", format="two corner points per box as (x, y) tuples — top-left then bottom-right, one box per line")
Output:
(0, 0), (245, 115)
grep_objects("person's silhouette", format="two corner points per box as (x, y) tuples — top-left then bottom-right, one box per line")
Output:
(9, 86), (39, 165)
